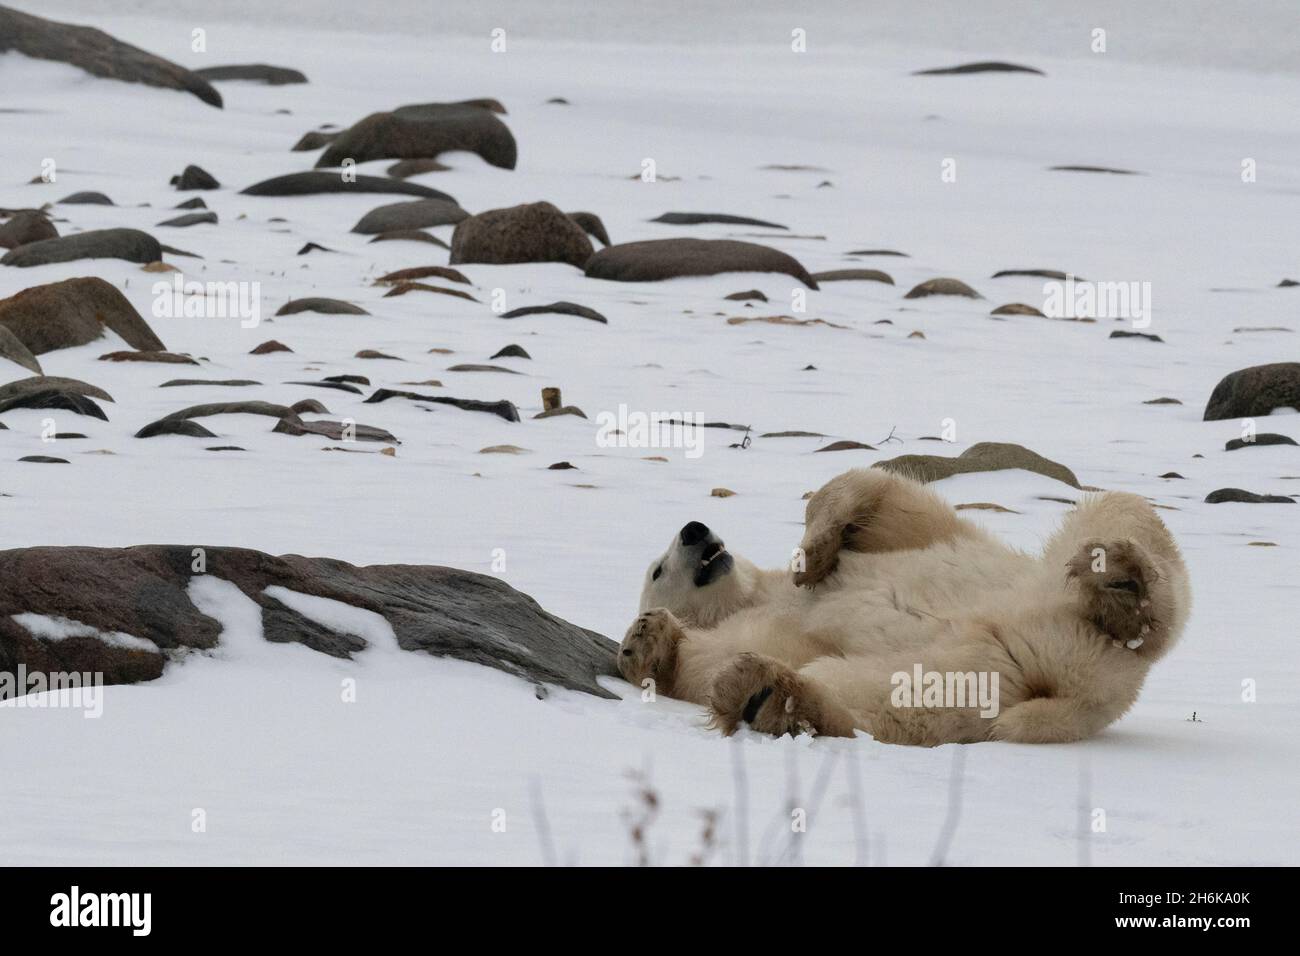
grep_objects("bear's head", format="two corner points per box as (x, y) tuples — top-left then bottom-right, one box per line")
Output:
(637, 521), (759, 627)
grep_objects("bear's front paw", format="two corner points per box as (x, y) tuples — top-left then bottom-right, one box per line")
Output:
(793, 524), (848, 588)
(618, 608), (684, 693)
(1066, 538), (1160, 650)
(708, 653), (852, 738)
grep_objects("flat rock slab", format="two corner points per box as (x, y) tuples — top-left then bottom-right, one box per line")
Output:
(240, 172), (454, 201)
(352, 198), (468, 234)
(0, 545), (617, 696)
(1, 228), (162, 267)
(194, 63), (307, 85)
(875, 441), (1081, 488)
(651, 212), (787, 229)
(317, 103), (517, 170)
(0, 5), (222, 107)
(585, 238), (818, 289)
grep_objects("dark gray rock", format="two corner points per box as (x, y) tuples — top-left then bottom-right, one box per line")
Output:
(0, 210), (58, 249)
(0, 375), (113, 403)
(351, 199), (468, 234)
(1204, 363), (1300, 421)
(194, 63), (307, 85)
(1225, 433), (1297, 451)
(2, 228), (162, 268)
(272, 418), (397, 443)
(450, 202), (593, 269)
(566, 211), (610, 247)
(57, 191), (114, 205)
(501, 301), (607, 323)
(914, 61), (1045, 76)
(171, 164), (220, 190)
(0, 545), (615, 696)
(0, 388), (108, 420)
(585, 238), (818, 289)
(364, 388), (520, 422)
(275, 298), (369, 316)
(1205, 488), (1295, 504)
(317, 103), (517, 170)
(156, 211), (217, 227)
(651, 212), (787, 229)
(292, 130), (339, 151)
(240, 172), (454, 200)
(810, 269), (894, 284)
(135, 418), (217, 438)
(0, 325), (40, 373)
(0, 5), (221, 107)
(903, 277), (981, 299)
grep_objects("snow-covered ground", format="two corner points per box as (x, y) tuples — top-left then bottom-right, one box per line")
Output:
(1, 1), (1297, 865)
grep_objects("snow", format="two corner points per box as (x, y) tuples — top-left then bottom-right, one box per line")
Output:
(9, 613), (159, 653)
(1, 1), (1297, 865)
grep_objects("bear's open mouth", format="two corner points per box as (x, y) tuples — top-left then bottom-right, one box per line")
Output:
(693, 541), (733, 587)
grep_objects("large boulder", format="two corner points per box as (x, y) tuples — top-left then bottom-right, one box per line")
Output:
(585, 238), (819, 289)
(875, 442), (1081, 488)
(0, 211), (58, 249)
(0, 4), (221, 107)
(0, 545), (616, 697)
(1, 228), (162, 267)
(317, 103), (517, 170)
(351, 198), (469, 234)
(450, 201), (593, 268)
(1203, 363), (1300, 421)
(0, 277), (165, 355)
(240, 171), (453, 200)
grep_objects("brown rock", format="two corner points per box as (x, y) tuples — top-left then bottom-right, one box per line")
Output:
(450, 201), (593, 268)
(0, 277), (165, 355)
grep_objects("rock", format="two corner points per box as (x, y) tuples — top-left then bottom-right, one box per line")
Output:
(275, 298), (369, 316)
(491, 344), (530, 360)
(548, 461), (577, 470)
(317, 104), (517, 170)
(815, 440), (876, 452)
(450, 202), (593, 268)
(1225, 434), (1297, 451)
(567, 211), (611, 247)
(18, 456), (69, 464)
(446, 364), (521, 374)
(155, 211), (217, 227)
(364, 388), (520, 422)
(1205, 488), (1295, 504)
(383, 282), (478, 302)
(368, 230), (449, 248)
(725, 290), (767, 302)
(174, 197), (207, 210)
(1203, 363), (1300, 420)
(1159, 472), (1184, 479)
(1144, 397), (1181, 405)
(501, 301), (607, 323)
(1110, 330), (1164, 342)
(903, 277), (981, 299)
(387, 158), (451, 178)
(651, 212), (788, 229)
(711, 488), (737, 498)
(351, 198), (469, 234)
(0, 277), (166, 354)
(0, 388), (108, 420)
(875, 441), (1081, 488)
(725, 315), (846, 329)
(135, 419), (217, 439)
(0, 325), (41, 373)
(194, 63), (307, 85)
(273, 418), (397, 443)
(99, 350), (198, 364)
(157, 401), (300, 424)
(171, 164), (220, 190)
(355, 350), (402, 361)
(955, 502), (1020, 513)
(908, 330), (926, 339)
(1, 228), (162, 267)
(0, 5), (221, 106)
(0, 545), (615, 695)
(585, 238), (818, 288)
(250, 339), (292, 354)
(0, 211), (58, 249)
(291, 399), (330, 415)
(240, 171), (453, 200)
(534, 406), (586, 420)
(159, 379), (260, 388)
(285, 380), (364, 395)
(292, 130), (339, 151)
(373, 265), (470, 286)
(760, 430), (825, 438)
(914, 61), (1045, 76)
(480, 445), (528, 455)
(1049, 165), (1139, 175)
(297, 242), (331, 255)
(809, 269), (894, 284)
(1278, 279), (1298, 288)
(846, 248), (909, 257)
(58, 191), (114, 205)
(0, 375), (113, 403)
(991, 302), (1045, 317)
(992, 269), (1072, 280)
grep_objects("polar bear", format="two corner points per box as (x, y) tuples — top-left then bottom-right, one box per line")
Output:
(618, 469), (1190, 745)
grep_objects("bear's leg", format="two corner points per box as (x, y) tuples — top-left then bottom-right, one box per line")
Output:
(795, 468), (971, 587)
(618, 607), (686, 698)
(707, 653), (858, 738)
(990, 697), (1096, 743)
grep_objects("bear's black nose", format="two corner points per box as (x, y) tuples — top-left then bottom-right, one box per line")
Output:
(680, 521), (710, 546)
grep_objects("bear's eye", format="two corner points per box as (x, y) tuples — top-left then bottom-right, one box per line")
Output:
(652, 565), (663, 581)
